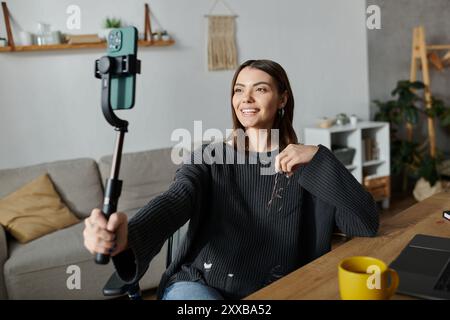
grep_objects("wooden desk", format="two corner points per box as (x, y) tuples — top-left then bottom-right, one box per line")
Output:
(246, 192), (450, 300)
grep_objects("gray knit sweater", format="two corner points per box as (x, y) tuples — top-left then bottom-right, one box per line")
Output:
(112, 143), (379, 299)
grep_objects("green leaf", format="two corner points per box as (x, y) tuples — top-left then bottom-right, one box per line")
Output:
(104, 17), (122, 28)
(410, 81), (426, 89)
(441, 109), (450, 127)
(404, 106), (419, 124)
(391, 80), (424, 97)
(427, 98), (446, 118)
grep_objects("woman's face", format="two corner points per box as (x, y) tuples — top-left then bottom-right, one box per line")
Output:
(232, 67), (286, 130)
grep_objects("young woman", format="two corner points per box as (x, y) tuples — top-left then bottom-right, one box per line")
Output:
(83, 60), (379, 300)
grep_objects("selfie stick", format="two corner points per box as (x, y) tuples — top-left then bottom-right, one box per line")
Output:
(94, 54), (141, 264)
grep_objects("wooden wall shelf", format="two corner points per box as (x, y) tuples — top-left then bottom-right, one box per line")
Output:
(0, 39), (175, 53)
(0, 2), (172, 53)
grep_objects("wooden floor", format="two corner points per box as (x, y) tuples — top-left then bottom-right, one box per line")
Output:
(140, 193), (417, 300)
(379, 193), (417, 220)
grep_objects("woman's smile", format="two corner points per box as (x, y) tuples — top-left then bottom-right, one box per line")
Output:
(240, 107), (260, 116)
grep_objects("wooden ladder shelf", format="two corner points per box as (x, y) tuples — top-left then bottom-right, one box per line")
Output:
(409, 26), (450, 158)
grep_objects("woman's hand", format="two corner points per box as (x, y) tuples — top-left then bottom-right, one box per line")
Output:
(275, 144), (319, 176)
(83, 208), (128, 257)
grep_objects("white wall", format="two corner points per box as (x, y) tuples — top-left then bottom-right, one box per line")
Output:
(0, 0), (370, 169)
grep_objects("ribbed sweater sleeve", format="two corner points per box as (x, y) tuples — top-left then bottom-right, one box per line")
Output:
(299, 145), (379, 237)
(112, 151), (210, 284)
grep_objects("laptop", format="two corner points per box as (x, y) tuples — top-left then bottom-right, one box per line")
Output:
(389, 234), (450, 300)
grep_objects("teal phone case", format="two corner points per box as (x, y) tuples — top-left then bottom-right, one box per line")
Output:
(107, 27), (138, 110)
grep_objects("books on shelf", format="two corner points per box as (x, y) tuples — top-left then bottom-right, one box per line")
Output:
(362, 137), (379, 162)
(65, 34), (102, 44)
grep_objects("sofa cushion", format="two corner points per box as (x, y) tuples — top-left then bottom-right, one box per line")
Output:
(98, 148), (181, 213)
(0, 158), (104, 219)
(0, 173), (79, 243)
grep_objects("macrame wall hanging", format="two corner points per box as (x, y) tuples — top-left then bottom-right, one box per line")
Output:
(205, 0), (238, 71)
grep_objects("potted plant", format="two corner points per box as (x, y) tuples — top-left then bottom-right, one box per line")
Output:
(98, 17), (122, 40)
(374, 80), (450, 200)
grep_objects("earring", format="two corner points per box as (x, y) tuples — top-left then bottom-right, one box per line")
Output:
(278, 108), (285, 118)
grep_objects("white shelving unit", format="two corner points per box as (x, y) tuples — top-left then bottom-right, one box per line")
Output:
(303, 121), (390, 208)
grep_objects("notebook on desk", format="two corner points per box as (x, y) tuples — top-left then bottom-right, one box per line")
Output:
(390, 234), (450, 300)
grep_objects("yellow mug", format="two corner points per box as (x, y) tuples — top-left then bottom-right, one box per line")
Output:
(338, 256), (399, 300)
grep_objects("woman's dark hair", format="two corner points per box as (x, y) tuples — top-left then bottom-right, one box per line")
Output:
(230, 59), (298, 151)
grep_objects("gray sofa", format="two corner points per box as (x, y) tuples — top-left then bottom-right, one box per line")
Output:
(0, 148), (181, 299)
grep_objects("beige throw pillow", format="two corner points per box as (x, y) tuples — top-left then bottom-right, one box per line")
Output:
(0, 173), (80, 243)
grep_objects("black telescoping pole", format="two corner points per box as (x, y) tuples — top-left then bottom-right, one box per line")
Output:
(95, 128), (125, 264)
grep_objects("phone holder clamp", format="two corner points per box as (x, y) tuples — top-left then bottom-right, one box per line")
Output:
(94, 55), (141, 131)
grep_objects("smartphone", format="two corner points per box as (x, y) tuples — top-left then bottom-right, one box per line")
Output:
(107, 27), (138, 110)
